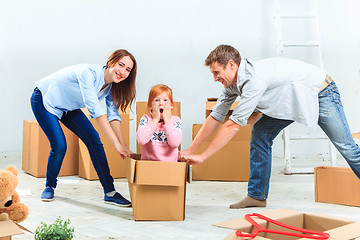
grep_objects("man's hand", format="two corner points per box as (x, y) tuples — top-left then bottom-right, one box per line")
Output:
(182, 154), (205, 165)
(180, 149), (194, 158)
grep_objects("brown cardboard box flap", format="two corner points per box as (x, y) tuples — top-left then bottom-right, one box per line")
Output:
(0, 220), (25, 238)
(324, 222), (360, 240)
(126, 157), (187, 186)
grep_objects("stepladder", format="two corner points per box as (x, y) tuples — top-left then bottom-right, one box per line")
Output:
(273, 0), (337, 174)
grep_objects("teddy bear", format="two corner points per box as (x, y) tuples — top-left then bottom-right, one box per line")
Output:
(0, 165), (29, 223)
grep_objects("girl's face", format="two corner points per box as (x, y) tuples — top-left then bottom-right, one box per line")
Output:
(151, 92), (172, 114)
(108, 56), (134, 84)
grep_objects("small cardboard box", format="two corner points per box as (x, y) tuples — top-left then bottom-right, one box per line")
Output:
(0, 220), (32, 240)
(125, 155), (189, 221)
(206, 98), (239, 122)
(78, 108), (129, 180)
(215, 209), (360, 240)
(191, 124), (251, 181)
(314, 166), (360, 207)
(136, 101), (181, 154)
(22, 120), (79, 178)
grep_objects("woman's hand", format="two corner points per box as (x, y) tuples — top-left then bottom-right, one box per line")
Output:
(114, 142), (133, 159)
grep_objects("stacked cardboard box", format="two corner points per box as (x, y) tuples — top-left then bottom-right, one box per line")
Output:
(214, 208), (360, 240)
(191, 98), (252, 181)
(314, 166), (360, 207)
(22, 120), (79, 177)
(78, 108), (129, 180)
(136, 101), (181, 154)
(125, 154), (189, 221)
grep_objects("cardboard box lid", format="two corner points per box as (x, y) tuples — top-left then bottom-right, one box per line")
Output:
(0, 220), (26, 238)
(126, 156), (189, 186)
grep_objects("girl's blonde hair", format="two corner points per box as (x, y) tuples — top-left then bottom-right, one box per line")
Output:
(147, 84), (174, 111)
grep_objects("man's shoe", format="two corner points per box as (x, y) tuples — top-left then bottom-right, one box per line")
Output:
(104, 192), (131, 207)
(41, 186), (54, 202)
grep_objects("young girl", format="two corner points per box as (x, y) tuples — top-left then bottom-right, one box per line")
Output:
(136, 84), (182, 162)
(31, 49), (135, 207)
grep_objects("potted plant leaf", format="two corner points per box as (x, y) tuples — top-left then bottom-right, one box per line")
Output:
(34, 216), (74, 240)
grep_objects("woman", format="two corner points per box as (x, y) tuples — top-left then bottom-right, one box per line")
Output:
(30, 49), (136, 207)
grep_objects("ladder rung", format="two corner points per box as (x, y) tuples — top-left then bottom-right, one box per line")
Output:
(289, 135), (328, 140)
(280, 12), (317, 18)
(283, 41), (320, 47)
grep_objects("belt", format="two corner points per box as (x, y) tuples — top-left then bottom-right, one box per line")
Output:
(320, 75), (333, 91)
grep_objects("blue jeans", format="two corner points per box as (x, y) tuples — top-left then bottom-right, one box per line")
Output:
(248, 81), (360, 200)
(30, 88), (115, 193)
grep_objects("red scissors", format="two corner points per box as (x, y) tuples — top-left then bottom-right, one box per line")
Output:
(235, 213), (330, 239)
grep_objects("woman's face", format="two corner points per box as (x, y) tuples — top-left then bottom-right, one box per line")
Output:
(108, 56), (134, 84)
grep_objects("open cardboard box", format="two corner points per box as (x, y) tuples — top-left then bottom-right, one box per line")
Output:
(0, 220), (32, 240)
(315, 166), (360, 207)
(214, 209), (360, 240)
(125, 154), (189, 221)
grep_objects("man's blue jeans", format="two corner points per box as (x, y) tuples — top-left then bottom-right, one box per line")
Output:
(248, 81), (360, 200)
(30, 88), (115, 193)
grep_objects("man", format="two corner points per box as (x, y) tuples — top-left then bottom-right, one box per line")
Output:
(181, 44), (360, 208)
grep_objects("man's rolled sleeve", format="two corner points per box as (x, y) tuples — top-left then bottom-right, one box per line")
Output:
(210, 89), (238, 123)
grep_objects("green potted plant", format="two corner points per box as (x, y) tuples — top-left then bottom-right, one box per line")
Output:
(34, 216), (74, 240)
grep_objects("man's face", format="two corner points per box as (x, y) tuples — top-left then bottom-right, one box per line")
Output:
(209, 61), (237, 88)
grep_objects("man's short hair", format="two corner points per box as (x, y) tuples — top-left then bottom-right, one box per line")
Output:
(205, 44), (241, 67)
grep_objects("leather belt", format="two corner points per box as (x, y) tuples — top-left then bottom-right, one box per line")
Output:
(320, 75), (333, 91)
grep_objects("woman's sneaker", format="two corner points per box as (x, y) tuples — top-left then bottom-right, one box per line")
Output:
(41, 186), (54, 202)
(104, 192), (131, 207)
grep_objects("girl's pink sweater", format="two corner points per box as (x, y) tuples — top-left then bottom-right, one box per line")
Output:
(136, 114), (182, 162)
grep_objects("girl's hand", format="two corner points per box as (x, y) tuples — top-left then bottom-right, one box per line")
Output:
(151, 102), (161, 124)
(162, 102), (172, 124)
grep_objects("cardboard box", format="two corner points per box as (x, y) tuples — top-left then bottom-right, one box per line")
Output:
(314, 166), (360, 207)
(136, 101), (181, 154)
(78, 108), (129, 180)
(191, 124), (251, 181)
(215, 208), (360, 240)
(0, 220), (32, 240)
(125, 155), (189, 221)
(22, 120), (79, 178)
(206, 98), (239, 122)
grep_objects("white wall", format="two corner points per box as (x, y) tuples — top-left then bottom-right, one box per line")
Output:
(1, 0), (359, 159)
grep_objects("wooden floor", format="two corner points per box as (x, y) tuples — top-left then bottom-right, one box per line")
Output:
(1, 153), (360, 240)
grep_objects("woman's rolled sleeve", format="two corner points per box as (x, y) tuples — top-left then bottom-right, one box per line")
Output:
(76, 66), (105, 119)
(106, 95), (122, 123)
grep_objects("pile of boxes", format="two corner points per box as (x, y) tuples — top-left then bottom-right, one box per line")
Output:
(192, 98), (251, 181)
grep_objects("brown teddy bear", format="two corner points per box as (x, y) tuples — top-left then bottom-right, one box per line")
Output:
(0, 165), (29, 223)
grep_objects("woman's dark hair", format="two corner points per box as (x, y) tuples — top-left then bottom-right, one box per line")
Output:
(106, 49), (137, 112)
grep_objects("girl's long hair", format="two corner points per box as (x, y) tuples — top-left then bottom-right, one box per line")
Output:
(106, 49), (137, 112)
